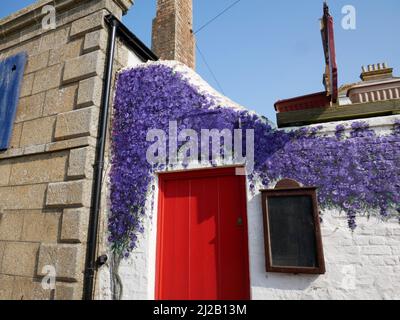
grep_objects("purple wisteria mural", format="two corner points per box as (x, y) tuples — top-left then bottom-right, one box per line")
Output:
(110, 63), (400, 258)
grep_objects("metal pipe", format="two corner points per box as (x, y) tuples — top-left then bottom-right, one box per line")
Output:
(82, 14), (157, 300)
(83, 17), (118, 301)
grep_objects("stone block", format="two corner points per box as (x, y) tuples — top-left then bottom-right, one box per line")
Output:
(32, 64), (63, 94)
(393, 228), (400, 236)
(45, 136), (95, 153)
(368, 256), (386, 266)
(62, 50), (105, 84)
(46, 180), (91, 208)
(384, 257), (398, 266)
(375, 228), (394, 236)
(0, 241), (7, 262)
(0, 212), (24, 241)
(9, 151), (68, 185)
(23, 144), (46, 155)
(61, 208), (90, 243)
(55, 282), (83, 300)
(0, 184), (47, 210)
(352, 235), (369, 246)
(359, 227), (375, 236)
(25, 51), (49, 74)
(49, 39), (83, 66)
(83, 29), (108, 53)
(8, 122), (22, 149)
(361, 246), (392, 256)
(37, 244), (83, 281)
(15, 92), (45, 123)
(369, 237), (386, 245)
(0, 161), (11, 186)
(385, 236), (399, 246)
(39, 27), (70, 52)
(68, 147), (94, 179)
(20, 73), (34, 98)
(54, 107), (99, 141)
(1, 242), (40, 277)
(0, 148), (24, 160)
(19, 116), (56, 147)
(21, 211), (61, 243)
(8, 39), (40, 58)
(12, 277), (52, 300)
(391, 246), (400, 255)
(77, 76), (103, 108)
(115, 0), (134, 13)
(0, 242), (5, 266)
(70, 11), (105, 38)
(0, 275), (14, 300)
(19, 27), (42, 48)
(43, 84), (78, 116)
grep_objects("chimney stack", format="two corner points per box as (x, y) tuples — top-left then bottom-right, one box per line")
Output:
(152, 0), (196, 69)
(361, 63), (393, 81)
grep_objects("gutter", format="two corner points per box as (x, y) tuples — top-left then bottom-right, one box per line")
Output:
(105, 15), (158, 62)
(83, 14), (157, 301)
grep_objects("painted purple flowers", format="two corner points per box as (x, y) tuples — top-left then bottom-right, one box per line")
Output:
(111, 63), (400, 257)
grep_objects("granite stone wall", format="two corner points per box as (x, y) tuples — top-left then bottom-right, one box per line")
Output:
(0, 0), (134, 300)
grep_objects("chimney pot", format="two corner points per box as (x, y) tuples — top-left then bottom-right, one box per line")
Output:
(361, 62), (394, 81)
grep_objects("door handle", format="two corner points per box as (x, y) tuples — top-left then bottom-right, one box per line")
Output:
(237, 217), (243, 226)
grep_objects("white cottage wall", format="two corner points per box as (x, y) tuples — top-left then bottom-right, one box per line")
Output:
(99, 60), (400, 300)
(102, 118), (400, 300)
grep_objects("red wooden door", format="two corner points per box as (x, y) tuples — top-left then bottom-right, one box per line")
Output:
(156, 168), (250, 300)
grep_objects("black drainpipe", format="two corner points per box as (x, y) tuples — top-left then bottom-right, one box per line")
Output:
(83, 15), (157, 300)
(83, 16), (117, 301)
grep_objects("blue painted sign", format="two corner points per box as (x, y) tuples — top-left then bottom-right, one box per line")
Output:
(0, 52), (27, 151)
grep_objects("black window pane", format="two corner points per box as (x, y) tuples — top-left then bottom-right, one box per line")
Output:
(267, 196), (318, 268)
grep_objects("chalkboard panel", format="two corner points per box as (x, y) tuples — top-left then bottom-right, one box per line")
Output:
(268, 196), (317, 268)
(0, 52), (27, 151)
(261, 182), (325, 274)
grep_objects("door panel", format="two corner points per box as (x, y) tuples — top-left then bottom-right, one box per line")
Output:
(156, 168), (250, 300)
(218, 175), (250, 300)
(158, 179), (190, 299)
(189, 177), (219, 300)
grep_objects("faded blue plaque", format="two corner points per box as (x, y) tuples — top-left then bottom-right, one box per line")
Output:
(0, 52), (27, 151)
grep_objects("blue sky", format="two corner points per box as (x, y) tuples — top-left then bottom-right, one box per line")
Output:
(1, 1), (399, 123)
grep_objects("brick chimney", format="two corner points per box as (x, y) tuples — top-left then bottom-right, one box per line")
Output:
(360, 63), (394, 81)
(152, 0), (195, 69)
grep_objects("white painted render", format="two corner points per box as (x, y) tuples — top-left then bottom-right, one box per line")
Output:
(126, 47), (143, 67)
(100, 159), (400, 300)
